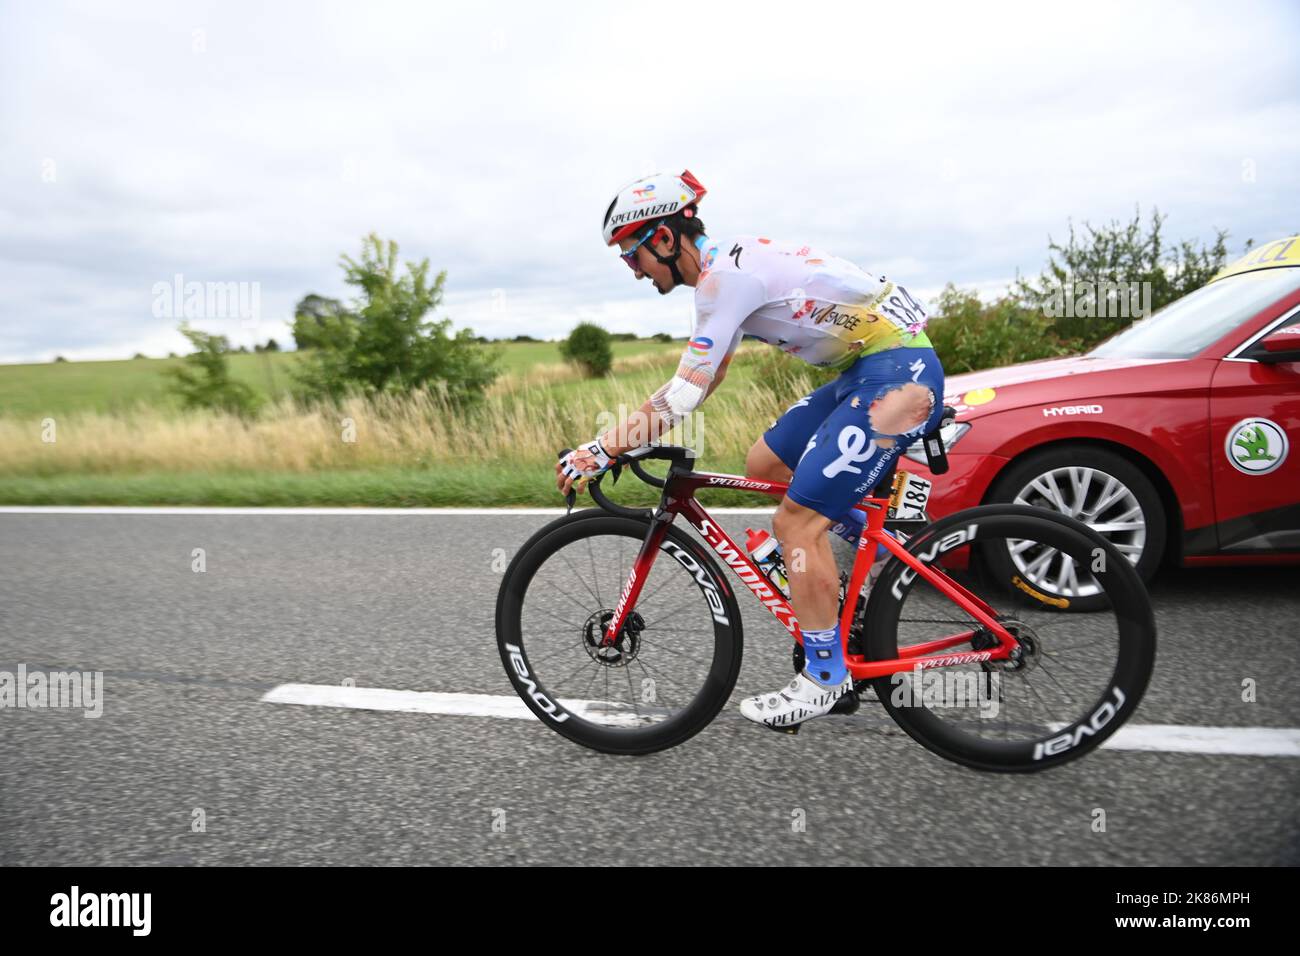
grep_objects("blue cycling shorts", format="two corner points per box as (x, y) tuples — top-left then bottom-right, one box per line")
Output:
(761, 346), (945, 521)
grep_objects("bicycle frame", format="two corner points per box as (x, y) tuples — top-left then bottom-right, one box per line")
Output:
(600, 465), (1022, 680)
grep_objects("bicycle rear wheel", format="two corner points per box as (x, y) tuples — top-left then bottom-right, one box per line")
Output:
(863, 504), (1156, 772)
(495, 512), (744, 755)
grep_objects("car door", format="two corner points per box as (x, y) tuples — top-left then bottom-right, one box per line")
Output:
(1209, 308), (1300, 553)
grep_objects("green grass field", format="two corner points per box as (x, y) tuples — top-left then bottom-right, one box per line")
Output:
(0, 339), (682, 419)
(0, 352), (302, 418)
(0, 337), (805, 506)
(0, 463), (777, 509)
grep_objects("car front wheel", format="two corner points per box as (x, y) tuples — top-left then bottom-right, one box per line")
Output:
(983, 446), (1166, 612)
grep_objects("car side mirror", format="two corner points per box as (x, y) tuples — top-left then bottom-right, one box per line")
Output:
(1245, 324), (1300, 364)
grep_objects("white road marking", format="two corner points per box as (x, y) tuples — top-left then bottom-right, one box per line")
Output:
(264, 684), (537, 719)
(262, 683), (666, 728)
(0, 506), (777, 516)
(262, 683), (1300, 756)
(1096, 724), (1300, 757)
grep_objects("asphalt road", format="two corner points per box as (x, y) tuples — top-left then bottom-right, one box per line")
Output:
(1, 511), (1297, 866)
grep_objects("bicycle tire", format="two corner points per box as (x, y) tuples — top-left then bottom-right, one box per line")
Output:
(863, 504), (1156, 772)
(495, 512), (744, 755)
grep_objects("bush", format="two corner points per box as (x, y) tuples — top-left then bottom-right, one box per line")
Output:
(559, 322), (614, 377)
(292, 233), (503, 406)
(927, 285), (1076, 374)
(1015, 206), (1230, 350)
(610, 331), (639, 342)
(53, 355), (68, 363)
(166, 324), (262, 417)
(292, 295), (349, 350)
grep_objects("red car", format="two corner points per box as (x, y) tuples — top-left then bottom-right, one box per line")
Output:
(904, 235), (1300, 608)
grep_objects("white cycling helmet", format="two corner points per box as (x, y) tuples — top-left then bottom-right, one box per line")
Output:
(601, 169), (707, 246)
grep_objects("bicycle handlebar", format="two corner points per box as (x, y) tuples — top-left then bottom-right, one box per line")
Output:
(557, 447), (659, 519)
(558, 406), (958, 517)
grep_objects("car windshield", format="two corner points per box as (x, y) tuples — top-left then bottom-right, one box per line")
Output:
(1088, 269), (1300, 360)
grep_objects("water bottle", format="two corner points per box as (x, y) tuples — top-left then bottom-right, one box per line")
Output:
(745, 528), (790, 598)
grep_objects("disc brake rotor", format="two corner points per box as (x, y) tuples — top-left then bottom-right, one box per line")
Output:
(583, 609), (644, 667)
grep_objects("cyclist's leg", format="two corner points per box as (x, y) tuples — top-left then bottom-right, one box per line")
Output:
(751, 364), (917, 543)
(748, 377), (841, 481)
(827, 346), (946, 541)
(789, 347), (945, 547)
(785, 361), (945, 525)
(739, 349), (946, 726)
(741, 493), (856, 725)
(749, 346), (944, 554)
(780, 397), (910, 591)
(777, 350), (944, 674)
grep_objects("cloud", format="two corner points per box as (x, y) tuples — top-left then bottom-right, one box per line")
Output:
(1, 0), (1297, 362)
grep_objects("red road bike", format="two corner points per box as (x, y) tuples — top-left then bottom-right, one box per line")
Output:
(496, 418), (1156, 771)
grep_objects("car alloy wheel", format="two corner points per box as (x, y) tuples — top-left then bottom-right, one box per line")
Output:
(1008, 466), (1145, 598)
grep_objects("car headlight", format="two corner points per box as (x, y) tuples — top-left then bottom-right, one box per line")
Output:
(902, 421), (970, 466)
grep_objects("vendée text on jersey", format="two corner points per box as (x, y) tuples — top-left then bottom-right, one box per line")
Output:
(810, 304), (879, 332)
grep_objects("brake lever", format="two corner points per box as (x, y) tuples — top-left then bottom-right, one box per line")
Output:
(559, 448), (577, 514)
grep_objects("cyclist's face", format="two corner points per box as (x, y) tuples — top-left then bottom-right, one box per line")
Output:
(618, 229), (675, 295)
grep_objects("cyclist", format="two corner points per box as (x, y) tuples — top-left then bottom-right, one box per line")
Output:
(557, 170), (945, 731)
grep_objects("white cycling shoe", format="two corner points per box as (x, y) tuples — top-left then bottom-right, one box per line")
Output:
(739, 671), (854, 733)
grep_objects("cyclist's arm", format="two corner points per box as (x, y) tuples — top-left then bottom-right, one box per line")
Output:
(597, 277), (758, 456)
(593, 334), (739, 457)
(703, 328), (742, 399)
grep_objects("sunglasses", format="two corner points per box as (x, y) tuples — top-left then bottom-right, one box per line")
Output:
(619, 224), (660, 271)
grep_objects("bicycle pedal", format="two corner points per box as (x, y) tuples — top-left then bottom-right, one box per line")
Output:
(763, 722), (801, 735)
(829, 690), (860, 716)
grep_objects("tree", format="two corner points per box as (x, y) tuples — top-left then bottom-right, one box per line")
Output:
(560, 322), (614, 377)
(651, 332), (673, 344)
(1015, 206), (1230, 348)
(291, 294), (350, 350)
(166, 324), (261, 416)
(927, 285), (1074, 374)
(292, 233), (502, 405)
(53, 355), (68, 363)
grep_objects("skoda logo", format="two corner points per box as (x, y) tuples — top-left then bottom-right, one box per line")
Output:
(1225, 417), (1289, 475)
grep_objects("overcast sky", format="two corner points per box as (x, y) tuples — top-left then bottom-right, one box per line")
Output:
(1, 0), (1297, 363)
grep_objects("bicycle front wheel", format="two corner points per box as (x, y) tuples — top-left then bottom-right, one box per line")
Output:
(495, 511), (744, 755)
(863, 504), (1156, 772)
